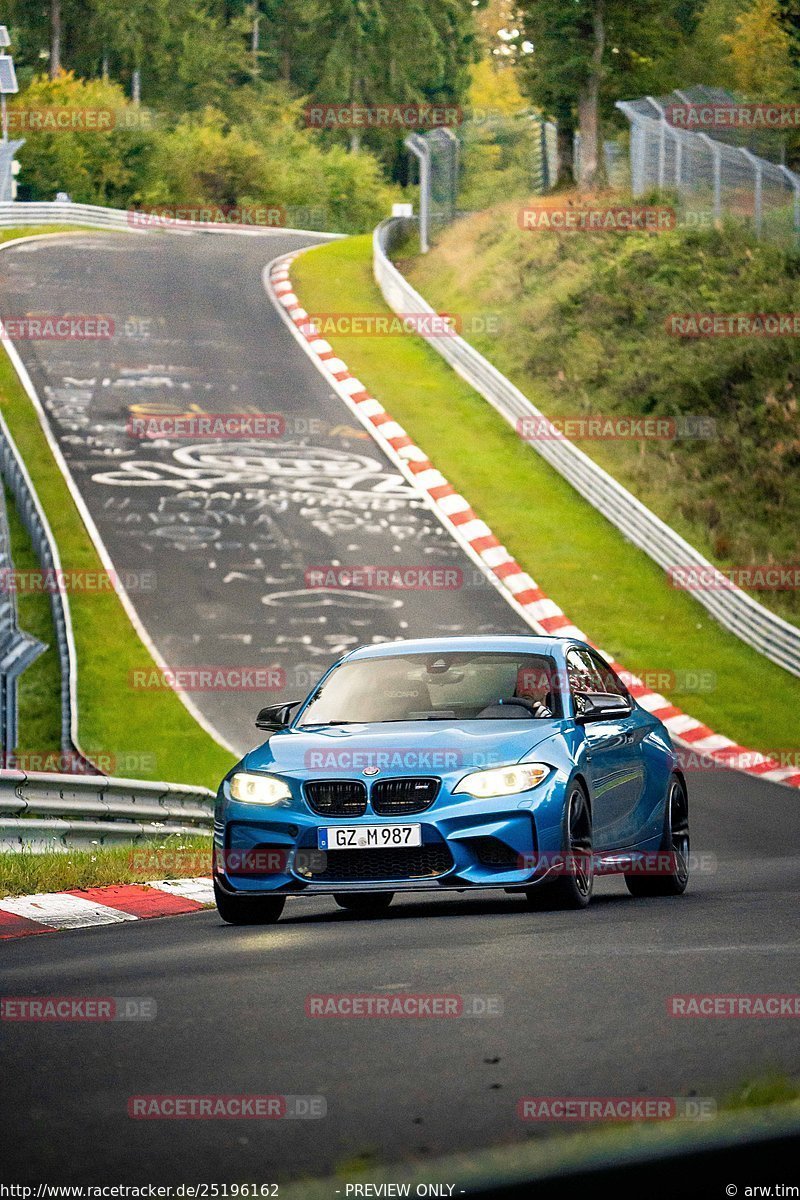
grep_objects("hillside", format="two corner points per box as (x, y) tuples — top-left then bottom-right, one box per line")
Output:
(402, 199), (800, 623)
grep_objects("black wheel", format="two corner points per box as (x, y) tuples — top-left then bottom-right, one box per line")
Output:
(334, 892), (394, 915)
(214, 880), (286, 925)
(525, 783), (594, 911)
(625, 774), (689, 898)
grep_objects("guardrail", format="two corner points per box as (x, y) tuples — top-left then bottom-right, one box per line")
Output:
(0, 200), (346, 236)
(0, 470), (45, 761)
(0, 410), (79, 752)
(0, 770), (216, 851)
(0, 201), (134, 230)
(373, 216), (800, 678)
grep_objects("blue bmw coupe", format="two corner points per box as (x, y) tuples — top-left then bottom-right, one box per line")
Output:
(213, 635), (689, 923)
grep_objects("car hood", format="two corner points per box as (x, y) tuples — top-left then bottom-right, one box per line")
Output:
(242, 719), (567, 781)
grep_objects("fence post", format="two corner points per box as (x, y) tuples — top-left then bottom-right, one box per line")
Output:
(697, 134), (722, 223)
(779, 165), (800, 245)
(739, 148), (763, 237)
(404, 134), (430, 253)
(540, 120), (550, 190)
(630, 116), (645, 196)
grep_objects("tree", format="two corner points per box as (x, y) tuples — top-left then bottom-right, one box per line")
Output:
(51, 0), (61, 77)
(10, 72), (147, 202)
(314, 0), (473, 153)
(517, 0), (690, 188)
(723, 0), (797, 96)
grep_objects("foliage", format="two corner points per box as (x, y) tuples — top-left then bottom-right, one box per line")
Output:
(9, 72), (150, 205)
(405, 200), (800, 622)
(723, 0), (798, 96)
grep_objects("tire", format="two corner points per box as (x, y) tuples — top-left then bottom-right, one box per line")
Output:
(334, 892), (394, 915)
(625, 773), (689, 898)
(214, 880), (286, 925)
(525, 783), (594, 911)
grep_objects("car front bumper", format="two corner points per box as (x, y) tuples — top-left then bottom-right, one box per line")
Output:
(214, 774), (572, 896)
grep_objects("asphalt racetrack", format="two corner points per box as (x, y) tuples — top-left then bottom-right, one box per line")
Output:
(0, 228), (532, 754)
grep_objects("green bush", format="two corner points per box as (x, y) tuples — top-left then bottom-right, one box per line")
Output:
(13, 75), (396, 234)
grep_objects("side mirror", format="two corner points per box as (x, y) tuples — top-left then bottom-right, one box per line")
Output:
(255, 701), (300, 731)
(575, 692), (632, 723)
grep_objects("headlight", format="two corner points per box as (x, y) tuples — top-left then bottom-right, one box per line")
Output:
(229, 772), (291, 805)
(453, 763), (550, 799)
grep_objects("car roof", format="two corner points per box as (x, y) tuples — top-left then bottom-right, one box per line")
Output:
(343, 635), (575, 661)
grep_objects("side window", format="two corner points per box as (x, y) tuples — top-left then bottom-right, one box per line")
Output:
(587, 651), (631, 699)
(567, 650), (602, 696)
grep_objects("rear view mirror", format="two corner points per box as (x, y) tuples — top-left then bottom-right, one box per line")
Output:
(575, 692), (632, 723)
(255, 701), (300, 731)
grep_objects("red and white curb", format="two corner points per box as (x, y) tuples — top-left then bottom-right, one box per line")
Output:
(0, 878), (213, 940)
(267, 252), (800, 791)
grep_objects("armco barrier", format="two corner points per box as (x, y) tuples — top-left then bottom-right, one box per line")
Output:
(373, 216), (800, 678)
(0, 769), (215, 851)
(0, 200), (346, 236)
(0, 201), (132, 230)
(0, 410), (78, 753)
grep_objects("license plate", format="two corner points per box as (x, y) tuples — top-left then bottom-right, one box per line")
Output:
(318, 824), (422, 850)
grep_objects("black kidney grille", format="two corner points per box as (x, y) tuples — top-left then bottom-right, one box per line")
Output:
(305, 779), (367, 816)
(306, 843), (453, 883)
(371, 777), (440, 815)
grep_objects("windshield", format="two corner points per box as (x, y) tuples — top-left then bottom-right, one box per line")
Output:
(297, 652), (563, 725)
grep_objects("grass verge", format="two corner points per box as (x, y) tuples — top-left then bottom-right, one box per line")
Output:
(292, 235), (800, 753)
(402, 199), (800, 625)
(0, 227), (236, 788)
(0, 834), (212, 899)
